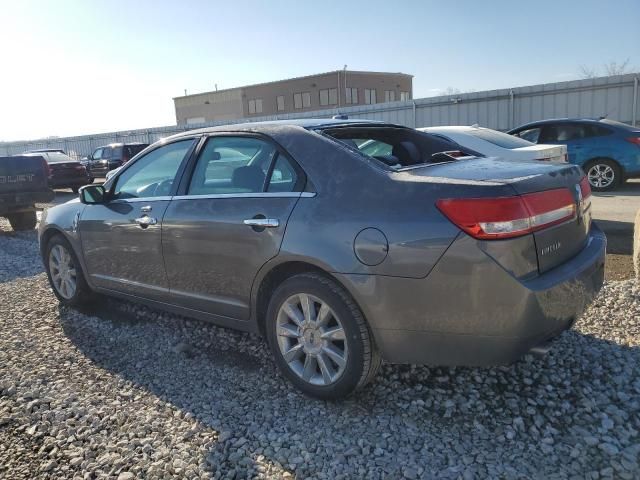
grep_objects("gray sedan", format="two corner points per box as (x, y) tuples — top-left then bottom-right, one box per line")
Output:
(39, 119), (606, 399)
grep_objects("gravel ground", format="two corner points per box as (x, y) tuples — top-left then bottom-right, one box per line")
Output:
(1, 218), (639, 479)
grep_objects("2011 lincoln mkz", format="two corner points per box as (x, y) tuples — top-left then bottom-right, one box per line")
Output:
(39, 119), (606, 399)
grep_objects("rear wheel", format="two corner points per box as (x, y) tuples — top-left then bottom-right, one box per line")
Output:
(585, 159), (621, 192)
(266, 273), (381, 400)
(7, 211), (37, 231)
(45, 234), (92, 306)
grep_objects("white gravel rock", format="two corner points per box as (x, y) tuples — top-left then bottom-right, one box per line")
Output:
(0, 218), (639, 479)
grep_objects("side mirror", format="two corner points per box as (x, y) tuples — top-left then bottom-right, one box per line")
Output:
(79, 184), (106, 204)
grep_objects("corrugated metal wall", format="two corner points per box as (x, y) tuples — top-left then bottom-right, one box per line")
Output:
(1, 73), (637, 158)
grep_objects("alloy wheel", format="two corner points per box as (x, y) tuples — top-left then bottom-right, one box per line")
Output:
(49, 244), (77, 299)
(587, 164), (615, 189)
(276, 293), (348, 386)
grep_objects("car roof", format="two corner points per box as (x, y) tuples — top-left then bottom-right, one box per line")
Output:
(96, 142), (149, 148)
(167, 118), (391, 140)
(421, 126), (489, 133)
(511, 118), (610, 130)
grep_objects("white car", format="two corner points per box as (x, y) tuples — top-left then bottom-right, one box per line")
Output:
(420, 125), (567, 163)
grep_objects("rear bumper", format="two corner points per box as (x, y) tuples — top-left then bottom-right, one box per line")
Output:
(0, 190), (55, 214)
(338, 224), (606, 366)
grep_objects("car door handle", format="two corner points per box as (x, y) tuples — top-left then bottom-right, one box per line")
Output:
(135, 215), (158, 228)
(243, 218), (279, 228)
(140, 205), (152, 213)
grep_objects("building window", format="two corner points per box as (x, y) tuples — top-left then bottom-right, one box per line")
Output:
(319, 88), (338, 106)
(400, 91), (410, 101)
(294, 92), (311, 109)
(248, 98), (263, 115)
(277, 95), (285, 111)
(364, 89), (377, 105)
(384, 90), (396, 102)
(186, 117), (205, 125)
(346, 87), (358, 104)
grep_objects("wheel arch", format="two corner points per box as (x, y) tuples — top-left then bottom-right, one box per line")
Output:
(252, 259), (366, 338)
(583, 156), (625, 175)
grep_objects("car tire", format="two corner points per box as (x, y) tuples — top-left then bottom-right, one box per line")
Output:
(584, 159), (621, 192)
(44, 234), (92, 307)
(7, 211), (37, 231)
(266, 272), (381, 400)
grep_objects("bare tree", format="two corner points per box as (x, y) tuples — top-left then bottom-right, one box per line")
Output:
(578, 64), (598, 79)
(578, 58), (635, 79)
(443, 87), (462, 96)
(604, 58), (632, 76)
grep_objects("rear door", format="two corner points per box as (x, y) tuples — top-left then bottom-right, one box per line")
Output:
(79, 139), (196, 301)
(162, 134), (305, 320)
(539, 123), (589, 165)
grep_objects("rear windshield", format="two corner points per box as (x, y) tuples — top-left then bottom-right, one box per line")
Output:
(468, 128), (533, 149)
(30, 152), (75, 163)
(321, 126), (479, 169)
(600, 119), (639, 131)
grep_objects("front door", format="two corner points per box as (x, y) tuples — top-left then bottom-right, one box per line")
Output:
(79, 139), (196, 301)
(162, 135), (305, 320)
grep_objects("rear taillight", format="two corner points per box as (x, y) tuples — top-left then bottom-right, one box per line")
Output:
(579, 176), (592, 199)
(625, 136), (640, 147)
(436, 188), (576, 240)
(42, 159), (51, 179)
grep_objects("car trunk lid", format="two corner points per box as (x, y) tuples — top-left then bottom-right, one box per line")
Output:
(510, 144), (567, 163)
(403, 158), (591, 273)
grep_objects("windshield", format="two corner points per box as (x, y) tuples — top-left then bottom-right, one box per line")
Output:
(468, 128), (533, 149)
(45, 152), (76, 163)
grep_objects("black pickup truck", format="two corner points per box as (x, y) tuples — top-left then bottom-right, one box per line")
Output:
(0, 155), (54, 230)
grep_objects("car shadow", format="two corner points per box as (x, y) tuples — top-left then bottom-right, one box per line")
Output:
(593, 179), (640, 198)
(59, 295), (640, 478)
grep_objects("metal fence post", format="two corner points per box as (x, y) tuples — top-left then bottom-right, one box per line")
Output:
(633, 76), (638, 127)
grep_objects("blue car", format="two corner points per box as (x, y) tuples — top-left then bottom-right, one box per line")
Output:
(508, 118), (640, 191)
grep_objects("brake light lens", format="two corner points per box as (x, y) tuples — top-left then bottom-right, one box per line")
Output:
(579, 176), (592, 199)
(625, 136), (640, 147)
(436, 188), (576, 240)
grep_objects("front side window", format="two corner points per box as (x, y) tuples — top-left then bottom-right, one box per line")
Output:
(112, 139), (194, 199)
(102, 147), (113, 160)
(188, 137), (277, 195)
(92, 148), (103, 160)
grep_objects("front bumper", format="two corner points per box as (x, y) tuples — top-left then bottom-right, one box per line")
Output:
(338, 224), (606, 366)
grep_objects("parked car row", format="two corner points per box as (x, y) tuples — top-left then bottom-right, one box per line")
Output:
(39, 118), (605, 399)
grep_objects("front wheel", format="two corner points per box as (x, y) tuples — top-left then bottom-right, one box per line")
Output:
(45, 234), (92, 306)
(585, 159), (621, 192)
(266, 273), (381, 400)
(7, 211), (37, 231)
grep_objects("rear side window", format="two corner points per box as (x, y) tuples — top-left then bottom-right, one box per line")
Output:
(267, 155), (298, 193)
(541, 124), (588, 142)
(125, 144), (148, 158)
(322, 126), (474, 169)
(111, 146), (123, 159)
(188, 136), (301, 195)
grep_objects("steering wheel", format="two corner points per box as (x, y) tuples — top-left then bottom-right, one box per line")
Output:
(152, 178), (173, 196)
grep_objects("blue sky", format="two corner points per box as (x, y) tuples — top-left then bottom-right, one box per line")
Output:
(1, 0), (638, 141)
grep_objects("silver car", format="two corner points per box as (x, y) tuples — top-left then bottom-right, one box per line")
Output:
(39, 119), (606, 399)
